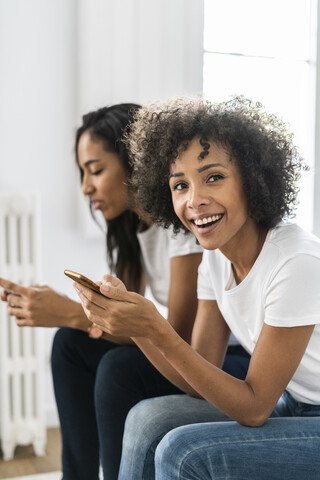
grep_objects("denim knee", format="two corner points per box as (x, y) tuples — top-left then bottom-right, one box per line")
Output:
(123, 398), (160, 444)
(155, 426), (202, 480)
(119, 399), (168, 480)
(155, 419), (320, 480)
(124, 397), (176, 453)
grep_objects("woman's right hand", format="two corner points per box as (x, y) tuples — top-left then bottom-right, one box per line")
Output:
(74, 273), (171, 342)
(0, 277), (86, 329)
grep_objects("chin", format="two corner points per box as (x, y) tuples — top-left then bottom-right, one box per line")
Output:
(104, 210), (124, 221)
(194, 234), (218, 251)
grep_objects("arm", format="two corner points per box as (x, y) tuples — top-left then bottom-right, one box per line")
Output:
(133, 297), (230, 395)
(158, 318), (314, 426)
(0, 277), (135, 345)
(0, 277), (88, 329)
(75, 279), (315, 426)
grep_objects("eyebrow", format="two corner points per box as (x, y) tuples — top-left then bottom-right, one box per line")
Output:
(169, 162), (228, 179)
(83, 159), (101, 167)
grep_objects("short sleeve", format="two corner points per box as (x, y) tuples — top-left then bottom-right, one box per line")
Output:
(168, 229), (203, 259)
(197, 253), (216, 300)
(265, 254), (320, 327)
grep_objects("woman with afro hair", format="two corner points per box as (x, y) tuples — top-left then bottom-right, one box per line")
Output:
(74, 96), (320, 480)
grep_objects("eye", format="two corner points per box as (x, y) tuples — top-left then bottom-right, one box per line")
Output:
(173, 182), (188, 191)
(91, 169), (103, 176)
(208, 173), (223, 183)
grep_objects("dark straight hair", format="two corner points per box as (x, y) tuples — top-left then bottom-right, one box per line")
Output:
(75, 103), (143, 292)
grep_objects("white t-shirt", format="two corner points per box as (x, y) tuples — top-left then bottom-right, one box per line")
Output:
(138, 225), (203, 307)
(197, 221), (320, 404)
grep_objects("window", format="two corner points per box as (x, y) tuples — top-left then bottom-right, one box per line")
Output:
(203, 0), (317, 231)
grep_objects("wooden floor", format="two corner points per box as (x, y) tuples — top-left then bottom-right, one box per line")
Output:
(0, 428), (61, 479)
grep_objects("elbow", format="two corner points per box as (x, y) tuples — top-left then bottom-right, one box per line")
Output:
(237, 409), (270, 428)
(239, 417), (268, 428)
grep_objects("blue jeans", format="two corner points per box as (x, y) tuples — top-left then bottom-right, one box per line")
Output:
(118, 392), (320, 480)
(51, 328), (250, 480)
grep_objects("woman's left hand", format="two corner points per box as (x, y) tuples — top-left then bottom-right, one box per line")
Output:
(74, 274), (166, 341)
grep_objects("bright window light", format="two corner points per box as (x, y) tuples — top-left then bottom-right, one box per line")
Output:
(203, 0), (316, 231)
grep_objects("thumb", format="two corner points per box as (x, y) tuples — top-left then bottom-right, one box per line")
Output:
(100, 282), (135, 303)
(102, 274), (126, 291)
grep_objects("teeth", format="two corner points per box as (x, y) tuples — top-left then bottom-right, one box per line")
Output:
(194, 215), (222, 226)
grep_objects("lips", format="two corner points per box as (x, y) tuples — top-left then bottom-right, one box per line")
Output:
(91, 200), (104, 210)
(193, 214), (223, 226)
(191, 214), (224, 228)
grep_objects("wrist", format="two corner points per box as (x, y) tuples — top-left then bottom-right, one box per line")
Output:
(64, 301), (90, 331)
(149, 316), (180, 351)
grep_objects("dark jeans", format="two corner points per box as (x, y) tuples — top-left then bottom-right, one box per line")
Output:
(51, 327), (250, 480)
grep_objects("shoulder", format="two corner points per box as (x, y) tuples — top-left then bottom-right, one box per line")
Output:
(263, 223), (320, 297)
(263, 222), (320, 281)
(267, 221), (320, 259)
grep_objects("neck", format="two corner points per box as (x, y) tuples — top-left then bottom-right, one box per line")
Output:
(223, 222), (268, 284)
(127, 189), (153, 227)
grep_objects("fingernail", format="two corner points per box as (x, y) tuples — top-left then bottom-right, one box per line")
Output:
(101, 283), (110, 293)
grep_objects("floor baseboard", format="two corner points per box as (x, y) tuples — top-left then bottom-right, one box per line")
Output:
(1, 473), (60, 480)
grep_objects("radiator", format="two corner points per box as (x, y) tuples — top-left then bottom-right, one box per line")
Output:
(0, 191), (46, 460)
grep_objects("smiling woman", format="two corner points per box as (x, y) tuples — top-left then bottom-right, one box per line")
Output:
(128, 96), (304, 235)
(70, 94), (320, 479)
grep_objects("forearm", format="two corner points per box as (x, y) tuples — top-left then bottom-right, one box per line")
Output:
(74, 280), (259, 421)
(132, 334), (200, 395)
(60, 298), (90, 330)
(102, 331), (135, 345)
(156, 335), (266, 426)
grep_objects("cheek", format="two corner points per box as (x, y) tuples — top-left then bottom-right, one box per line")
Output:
(104, 171), (126, 191)
(172, 195), (185, 221)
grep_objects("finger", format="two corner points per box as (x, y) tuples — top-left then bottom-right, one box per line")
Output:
(7, 304), (24, 317)
(102, 273), (115, 284)
(15, 318), (28, 327)
(92, 322), (101, 329)
(1, 290), (9, 301)
(0, 278), (27, 295)
(73, 284), (106, 311)
(77, 295), (110, 332)
(102, 274), (126, 291)
(6, 293), (23, 308)
(99, 283), (137, 303)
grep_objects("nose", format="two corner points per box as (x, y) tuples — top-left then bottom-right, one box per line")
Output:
(187, 185), (210, 210)
(81, 173), (94, 196)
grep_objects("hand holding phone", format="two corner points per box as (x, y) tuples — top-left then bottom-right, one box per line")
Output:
(64, 269), (103, 296)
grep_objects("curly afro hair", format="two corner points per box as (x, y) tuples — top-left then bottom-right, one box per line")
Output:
(126, 95), (306, 233)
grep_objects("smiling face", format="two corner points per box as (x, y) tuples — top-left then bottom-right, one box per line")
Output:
(78, 131), (129, 220)
(169, 138), (258, 256)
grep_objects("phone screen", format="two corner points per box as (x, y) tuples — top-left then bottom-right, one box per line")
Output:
(64, 269), (103, 295)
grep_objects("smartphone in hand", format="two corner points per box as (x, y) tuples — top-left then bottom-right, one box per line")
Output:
(64, 269), (103, 296)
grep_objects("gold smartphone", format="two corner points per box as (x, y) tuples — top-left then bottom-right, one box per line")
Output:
(64, 269), (103, 295)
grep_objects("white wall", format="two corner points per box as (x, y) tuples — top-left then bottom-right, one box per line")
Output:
(0, 0), (204, 427)
(314, 0), (320, 237)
